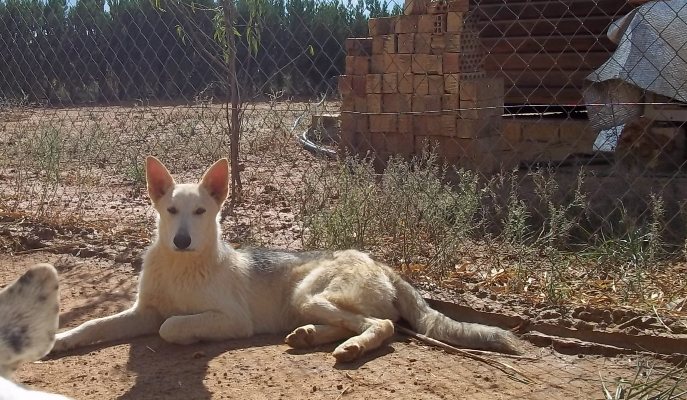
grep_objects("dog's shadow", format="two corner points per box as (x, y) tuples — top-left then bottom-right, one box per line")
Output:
(285, 340), (398, 371)
(119, 336), (280, 400)
(118, 336), (397, 398)
(48, 335), (280, 399)
(50, 333), (397, 399)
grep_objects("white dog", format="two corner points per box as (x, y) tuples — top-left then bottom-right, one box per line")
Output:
(0, 263), (71, 399)
(52, 156), (520, 361)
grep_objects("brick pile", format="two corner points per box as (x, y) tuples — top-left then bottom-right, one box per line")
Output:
(338, 0), (505, 172)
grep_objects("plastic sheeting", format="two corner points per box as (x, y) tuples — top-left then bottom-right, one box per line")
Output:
(584, 0), (687, 137)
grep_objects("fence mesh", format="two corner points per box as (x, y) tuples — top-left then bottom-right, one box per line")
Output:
(1, 0), (687, 394)
(2, 0), (687, 294)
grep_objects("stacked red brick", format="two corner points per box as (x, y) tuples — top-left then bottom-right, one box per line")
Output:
(338, 0), (506, 172)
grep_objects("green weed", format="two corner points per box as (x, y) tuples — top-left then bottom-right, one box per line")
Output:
(601, 362), (687, 400)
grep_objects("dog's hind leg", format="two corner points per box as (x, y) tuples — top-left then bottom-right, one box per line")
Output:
(285, 324), (354, 348)
(299, 294), (395, 362)
(52, 305), (163, 353)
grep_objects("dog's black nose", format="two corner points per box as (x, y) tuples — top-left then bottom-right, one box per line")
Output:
(173, 233), (192, 250)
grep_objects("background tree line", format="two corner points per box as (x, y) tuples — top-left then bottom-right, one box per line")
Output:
(0, 0), (400, 104)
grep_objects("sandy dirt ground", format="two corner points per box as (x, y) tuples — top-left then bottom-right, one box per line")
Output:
(0, 252), (672, 400)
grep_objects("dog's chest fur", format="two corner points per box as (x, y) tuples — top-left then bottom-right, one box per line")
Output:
(137, 246), (250, 319)
(136, 246), (336, 332)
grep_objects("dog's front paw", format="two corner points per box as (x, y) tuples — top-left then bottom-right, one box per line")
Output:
(159, 317), (199, 345)
(285, 325), (316, 348)
(50, 332), (73, 353)
(332, 342), (364, 362)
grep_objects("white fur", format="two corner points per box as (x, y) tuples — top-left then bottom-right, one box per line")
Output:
(0, 381), (71, 400)
(0, 264), (72, 400)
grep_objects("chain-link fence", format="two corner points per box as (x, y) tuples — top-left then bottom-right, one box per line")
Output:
(1, 0), (687, 396)
(1, 0), (687, 355)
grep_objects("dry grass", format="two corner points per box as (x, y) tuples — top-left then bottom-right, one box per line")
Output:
(300, 151), (687, 314)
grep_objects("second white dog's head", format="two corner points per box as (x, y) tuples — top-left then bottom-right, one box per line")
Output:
(145, 156), (229, 253)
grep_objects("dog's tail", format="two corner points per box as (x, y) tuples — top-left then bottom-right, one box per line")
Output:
(391, 274), (521, 354)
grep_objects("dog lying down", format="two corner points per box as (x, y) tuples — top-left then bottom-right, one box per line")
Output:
(0, 263), (71, 400)
(52, 156), (521, 361)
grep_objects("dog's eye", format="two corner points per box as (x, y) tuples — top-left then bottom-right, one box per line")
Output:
(167, 207), (178, 215)
(194, 208), (206, 215)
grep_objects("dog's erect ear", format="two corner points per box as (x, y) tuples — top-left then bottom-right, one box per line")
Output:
(200, 158), (229, 204)
(145, 156), (175, 202)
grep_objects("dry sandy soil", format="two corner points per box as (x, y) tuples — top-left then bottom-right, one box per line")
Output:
(0, 252), (678, 400)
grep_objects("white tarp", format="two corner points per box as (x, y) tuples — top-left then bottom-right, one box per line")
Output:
(593, 125), (624, 152)
(584, 0), (687, 137)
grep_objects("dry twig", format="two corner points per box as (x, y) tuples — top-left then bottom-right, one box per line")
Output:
(395, 324), (535, 385)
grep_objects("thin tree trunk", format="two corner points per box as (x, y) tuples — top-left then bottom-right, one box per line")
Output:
(220, 0), (242, 212)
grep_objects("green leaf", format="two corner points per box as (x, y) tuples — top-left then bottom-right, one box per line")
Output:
(150, 0), (165, 12)
(175, 24), (186, 45)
